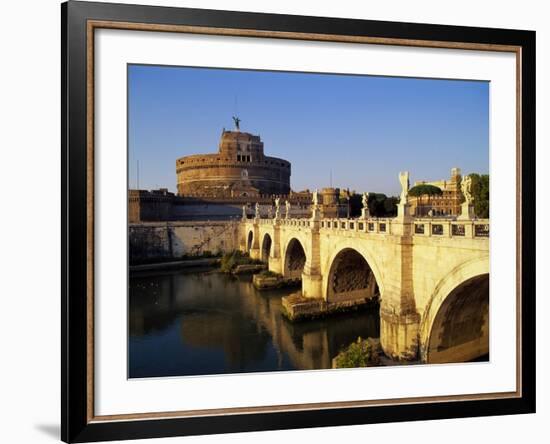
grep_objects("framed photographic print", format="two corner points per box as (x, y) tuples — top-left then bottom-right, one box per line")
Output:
(61, 0), (536, 442)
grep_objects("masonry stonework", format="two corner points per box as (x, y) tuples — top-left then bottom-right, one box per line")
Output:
(129, 221), (240, 264)
(240, 215), (489, 363)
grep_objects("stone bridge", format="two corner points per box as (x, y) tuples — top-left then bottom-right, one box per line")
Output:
(240, 210), (489, 364)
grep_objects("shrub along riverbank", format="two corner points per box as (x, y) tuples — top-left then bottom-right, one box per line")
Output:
(333, 337), (381, 368)
(220, 251), (263, 273)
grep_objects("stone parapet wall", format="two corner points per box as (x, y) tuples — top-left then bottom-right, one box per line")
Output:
(129, 221), (240, 264)
(129, 190), (313, 222)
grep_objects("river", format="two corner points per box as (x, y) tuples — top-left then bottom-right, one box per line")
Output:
(129, 267), (380, 378)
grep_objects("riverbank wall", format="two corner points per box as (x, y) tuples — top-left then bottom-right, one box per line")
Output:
(129, 221), (240, 264)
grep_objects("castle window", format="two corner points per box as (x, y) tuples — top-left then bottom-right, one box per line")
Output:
(237, 155), (241, 161)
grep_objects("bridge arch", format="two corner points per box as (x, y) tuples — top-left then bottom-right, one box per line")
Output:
(326, 248), (380, 303)
(246, 230), (254, 252)
(261, 233), (272, 263)
(283, 238), (307, 280)
(322, 239), (385, 302)
(420, 256), (490, 363)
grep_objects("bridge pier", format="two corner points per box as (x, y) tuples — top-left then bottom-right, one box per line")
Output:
(249, 248), (260, 260)
(302, 272), (323, 299)
(268, 256), (282, 274)
(268, 220), (283, 274)
(379, 217), (421, 361)
(248, 222), (261, 260)
(302, 212), (323, 299)
(380, 308), (420, 360)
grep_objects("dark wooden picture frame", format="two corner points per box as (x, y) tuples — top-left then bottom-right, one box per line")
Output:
(62, 1), (536, 442)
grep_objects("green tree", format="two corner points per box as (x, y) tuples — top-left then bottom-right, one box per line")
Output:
(348, 193), (363, 217)
(348, 192), (399, 218)
(365, 193), (398, 217)
(408, 184), (443, 197)
(469, 173), (489, 218)
(382, 196), (398, 216)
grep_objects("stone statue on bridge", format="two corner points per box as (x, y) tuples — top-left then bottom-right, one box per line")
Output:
(459, 174), (475, 220)
(362, 192), (369, 208)
(242, 205), (247, 220)
(399, 171), (410, 203)
(312, 189), (319, 207)
(361, 192), (370, 219)
(397, 171), (411, 220)
(274, 198), (281, 219)
(285, 200), (291, 219)
(461, 175), (473, 205)
(311, 189), (321, 221)
(255, 202), (260, 219)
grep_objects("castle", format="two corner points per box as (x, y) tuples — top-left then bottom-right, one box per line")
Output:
(129, 120), (346, 222)
(176, 128), (291, 197)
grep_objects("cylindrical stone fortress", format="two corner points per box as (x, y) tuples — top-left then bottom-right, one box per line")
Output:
(176, 130), (291, 197)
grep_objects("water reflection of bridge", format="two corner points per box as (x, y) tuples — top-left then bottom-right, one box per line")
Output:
(129, 271), (379, 373)
(242, 212), (489, 364)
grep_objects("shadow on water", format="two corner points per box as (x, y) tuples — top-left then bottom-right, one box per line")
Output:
(129, 268), (380, 378)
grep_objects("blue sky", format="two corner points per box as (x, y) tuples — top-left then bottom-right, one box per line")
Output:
(128, 65), (489, 196)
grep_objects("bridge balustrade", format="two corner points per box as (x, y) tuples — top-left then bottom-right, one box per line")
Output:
(316, 217), (394, 235)
(474, 223), (490, 238)
(431, 224), (444, 235)
(451, 224), (465, 236)
(411, 219), (490, 239)
(249, 216), (488, 240)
